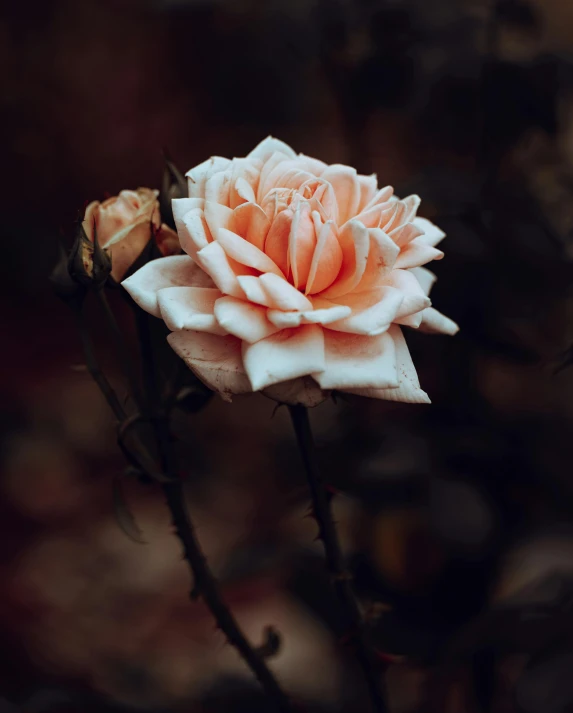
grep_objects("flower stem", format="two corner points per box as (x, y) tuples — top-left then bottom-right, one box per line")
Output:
(288, 404), (388, 713)
(73, 305), (126, 421)
(96, 289), (144, 410)
(136, 309), (293, 713)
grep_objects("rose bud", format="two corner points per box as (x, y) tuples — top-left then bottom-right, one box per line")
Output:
(68, 222), (112, 289)
(50, 241), (86, 302)
(82, 188), (180, 283)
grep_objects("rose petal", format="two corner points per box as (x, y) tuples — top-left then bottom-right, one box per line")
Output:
(410, 266), (437, 296)
(315, 330), (398, 390)
(320, 220), (370, 298)
(106, 222), (153, 282)
(168, 331), (251, 401)
(172, 197), (204, 235)
(327, 286), (404, 335)
(122, 255), (214, 317)
(321, 164), (360, 224)
(389, 222), (424, 248)
(205, 169), (232, 206)
(395, 240), (444, 270)
(195, 241), (245, 298)
(258, 153), (296, 201)
(357, 174), (378, 212)
(204, 201), (233, 238)
(214, 296), (281, 343)
(259, 273), (313, 311)
(364, 185), (394, 211)
(186, 157), (231, 199)
(236, 276), (272, 307)
(353, 202), (396, 230)
(267, 300), (351, 329)
(383, 269), (430, 316)
(157, 286), (227, 334)
(347, 325), (430, 403)
(413, 217), (446, 247)
(297, 154), (327, 176)
(228, 158), (261, 209)
(232, 202), (271, 250)
(217, 228), (284, 277)
(248, 136), (297, 162)
(305, 218), (343, 295)
(262, 376), (328, 407)
(354, 228), (400, 293)
(289, 201), (316, 289)
(242, 324), (325, 391)
(419, 307), (459, 335)
(264, 208), (292, 275)
(178, 208), (210, 258)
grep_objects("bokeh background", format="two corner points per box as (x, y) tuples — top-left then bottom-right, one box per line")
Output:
(3, 0), (573, 711)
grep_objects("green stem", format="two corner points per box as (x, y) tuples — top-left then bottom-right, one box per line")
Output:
(136, 309), (293, 713)
(96, 289), (144, 410)
(73, 305), (126, 421)
(289, 404), (388, 713)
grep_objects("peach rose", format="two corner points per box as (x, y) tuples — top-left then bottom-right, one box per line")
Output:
(122, 138), (458, 406)
(83, 188), (180, 282)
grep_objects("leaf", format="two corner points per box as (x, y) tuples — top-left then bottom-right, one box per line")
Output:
(112, 475), (147, 544)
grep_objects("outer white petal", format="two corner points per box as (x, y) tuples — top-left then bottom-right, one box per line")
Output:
(315, 330), (398, 390)
(259, 273), (313, 311)
(242, 324), (325, 391)
(248, 136), (297, 161)
(413, 217), (446, 247)
(236, 276), (273, 307)
(266, 301), (351, 329)
(172, 198), (204, 243)
(419, 307), (459, 335)
(167, 331), (251, 402)
(195, 241), (245, 299)
(214, 296), (281, 343)
(327, 286), (404, 335)
(122, 256), (214, 318)
(410, 266), (437, 296)
(157, 286), (227, 334)
(346, 325), (430, 404)
(395, 240), (444, 270)
(179, 208), (210, 258)
(186, 157), (231, 199)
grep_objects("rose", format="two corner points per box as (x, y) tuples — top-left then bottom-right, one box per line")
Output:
(83, 188), (180, 282)
(122, 137), (458, 406)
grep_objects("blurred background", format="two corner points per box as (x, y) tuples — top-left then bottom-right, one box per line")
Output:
(3, 0), (573, 710)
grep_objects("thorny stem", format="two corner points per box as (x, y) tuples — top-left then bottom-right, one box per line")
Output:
(289, 404), (388, 713)
(72, 299), (292, 711)
(73, 305), (126, 421)
(136, 310), (293, 713)
(96, 289), (144, 410)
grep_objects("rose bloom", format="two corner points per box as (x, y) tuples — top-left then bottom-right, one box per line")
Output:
(84, 188), (180, 282)
(123, 138), (458, 406)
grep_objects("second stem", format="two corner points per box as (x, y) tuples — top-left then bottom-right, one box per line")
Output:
(288, 404), (388, 713)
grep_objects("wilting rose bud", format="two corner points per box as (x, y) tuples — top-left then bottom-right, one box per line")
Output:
(83, 188), (180, 282)
(49, 242), (86, 302)
(68, 222), (112, 289)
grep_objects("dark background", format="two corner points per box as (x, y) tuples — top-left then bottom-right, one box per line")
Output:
(3, 0), (573, 711)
